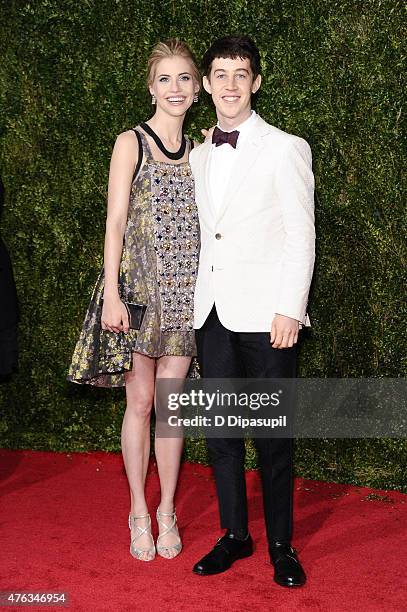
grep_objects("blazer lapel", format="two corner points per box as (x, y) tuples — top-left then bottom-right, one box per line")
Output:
(216, 117), (268, 223)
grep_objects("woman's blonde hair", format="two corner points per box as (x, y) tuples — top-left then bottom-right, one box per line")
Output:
(147, 39), (201, 88)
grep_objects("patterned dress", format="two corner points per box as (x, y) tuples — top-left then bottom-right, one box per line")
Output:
(67, 128), (199, 387)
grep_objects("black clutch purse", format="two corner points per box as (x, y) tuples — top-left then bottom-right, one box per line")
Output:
(123, 301), (147, 330)
(101, 299), (147, 330)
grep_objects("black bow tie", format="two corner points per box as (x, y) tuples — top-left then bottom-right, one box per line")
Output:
(212, 126), (239, 149)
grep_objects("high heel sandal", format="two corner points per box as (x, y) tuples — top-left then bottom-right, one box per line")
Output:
(128, 513), (156, 561)
(156, 508), (182, 559)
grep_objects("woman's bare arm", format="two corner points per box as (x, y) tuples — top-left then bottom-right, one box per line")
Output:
(101, 131), (138, 333)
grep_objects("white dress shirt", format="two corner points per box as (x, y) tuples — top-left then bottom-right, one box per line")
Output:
(208, 110), (257, 215)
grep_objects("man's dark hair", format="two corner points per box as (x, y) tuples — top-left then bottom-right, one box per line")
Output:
(202, 35), (261, 79)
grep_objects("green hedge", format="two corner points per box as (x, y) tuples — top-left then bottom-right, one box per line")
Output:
(0, 1), (405, 491)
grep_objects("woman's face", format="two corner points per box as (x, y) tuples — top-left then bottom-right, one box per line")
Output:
(149, 56), (199, 116)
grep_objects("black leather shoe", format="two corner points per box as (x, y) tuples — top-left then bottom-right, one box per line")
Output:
(269, 542), (306, 587)
(193, 531), (253, 575)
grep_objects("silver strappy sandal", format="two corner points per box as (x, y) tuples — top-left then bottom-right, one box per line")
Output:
(128, 513), (156, 561)
(156, 508), (182, 559)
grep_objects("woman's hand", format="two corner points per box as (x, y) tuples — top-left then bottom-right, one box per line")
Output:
(101, 295), (129, 333)
(201, 126), (215, 141)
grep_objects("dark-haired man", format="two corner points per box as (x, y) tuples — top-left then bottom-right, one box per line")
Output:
(189, 36), (315, 587)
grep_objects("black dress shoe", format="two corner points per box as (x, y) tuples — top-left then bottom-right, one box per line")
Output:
(193, 531), (253, 575)
(269, 542), (306, 587)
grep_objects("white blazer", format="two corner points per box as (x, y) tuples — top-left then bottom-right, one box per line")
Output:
(189, 114), (315, 332)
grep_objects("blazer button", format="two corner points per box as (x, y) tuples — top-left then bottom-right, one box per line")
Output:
(215, 233), (222, 240)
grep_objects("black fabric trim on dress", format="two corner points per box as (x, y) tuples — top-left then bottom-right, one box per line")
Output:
(130, 129), (143, 183)
(139, 122), (187, 160)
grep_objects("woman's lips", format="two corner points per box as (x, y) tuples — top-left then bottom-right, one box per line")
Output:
(167, 96), (187, 104)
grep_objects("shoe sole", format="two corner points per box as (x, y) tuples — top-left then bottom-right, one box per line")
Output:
(192, 548), (254, 576)
(273, 577), (306, 587)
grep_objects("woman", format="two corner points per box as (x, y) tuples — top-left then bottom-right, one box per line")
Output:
(68, 39), (201, 561)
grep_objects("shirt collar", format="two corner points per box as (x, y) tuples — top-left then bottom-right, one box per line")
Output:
(215, 110), (256, 147)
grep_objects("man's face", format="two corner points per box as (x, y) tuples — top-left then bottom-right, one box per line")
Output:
(203, 56), (261, 126)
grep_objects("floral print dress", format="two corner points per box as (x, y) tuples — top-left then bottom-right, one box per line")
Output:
(67, 128), (199, 387)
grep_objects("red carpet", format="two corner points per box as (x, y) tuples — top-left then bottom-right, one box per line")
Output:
(1, 449), (406, 611)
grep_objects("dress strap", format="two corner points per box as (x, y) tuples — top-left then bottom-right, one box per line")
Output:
(140, 122), (187, 160)
(130, 128), (143, 183)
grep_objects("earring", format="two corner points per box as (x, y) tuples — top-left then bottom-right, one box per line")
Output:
(151, 94), (156, 105)
(193, 94), (199, 103)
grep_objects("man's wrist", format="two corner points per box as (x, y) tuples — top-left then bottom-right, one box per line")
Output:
(274, 313), (300, 324)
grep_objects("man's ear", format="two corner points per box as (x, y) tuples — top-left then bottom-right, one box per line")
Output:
(252, 74), (262, 94)
(203, 76), (212, 95)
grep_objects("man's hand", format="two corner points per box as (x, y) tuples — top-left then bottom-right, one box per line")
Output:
(270, 314), (299, 348)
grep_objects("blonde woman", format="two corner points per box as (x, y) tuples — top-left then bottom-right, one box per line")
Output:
(68, 40), (200, 561)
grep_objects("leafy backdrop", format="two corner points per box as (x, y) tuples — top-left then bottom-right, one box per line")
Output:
(0, 0), (405, 490)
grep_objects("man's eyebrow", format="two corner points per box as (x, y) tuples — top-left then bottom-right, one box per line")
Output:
(213, 68), (250, 74)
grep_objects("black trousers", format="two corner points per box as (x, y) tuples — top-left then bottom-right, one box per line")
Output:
(195, 306), (296, 544)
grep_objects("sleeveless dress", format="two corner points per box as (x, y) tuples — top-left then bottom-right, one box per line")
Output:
(67, 128), (199, 387)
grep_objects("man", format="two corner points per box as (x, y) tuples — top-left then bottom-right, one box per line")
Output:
(189, 36), (315, 587)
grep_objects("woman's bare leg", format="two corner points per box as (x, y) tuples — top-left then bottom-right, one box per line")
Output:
(122, 353), (156, 560)
(154, 355), (192, 557)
